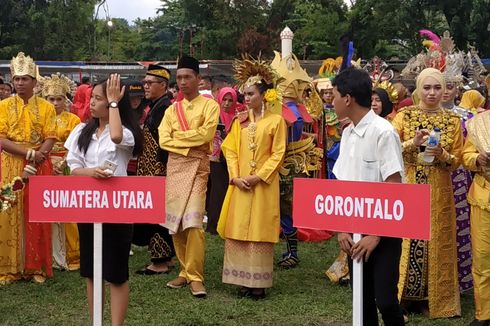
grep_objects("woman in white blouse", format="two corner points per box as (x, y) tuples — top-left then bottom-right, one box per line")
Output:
(65, 74), (143, 326)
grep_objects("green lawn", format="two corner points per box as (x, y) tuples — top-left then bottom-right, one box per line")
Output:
(0, 234), (475, 325)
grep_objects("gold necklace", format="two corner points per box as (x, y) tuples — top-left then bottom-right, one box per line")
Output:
(247, 110), (258, 172)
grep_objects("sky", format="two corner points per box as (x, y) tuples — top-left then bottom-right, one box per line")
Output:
(105, 0), (352, 24)
(102, 0), (161, 24)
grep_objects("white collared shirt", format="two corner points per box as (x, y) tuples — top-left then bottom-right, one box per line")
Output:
(333, 110), (404, 182)
(65, 123), (135, 176)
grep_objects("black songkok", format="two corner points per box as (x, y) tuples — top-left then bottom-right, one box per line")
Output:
(177, 55), (199, 74)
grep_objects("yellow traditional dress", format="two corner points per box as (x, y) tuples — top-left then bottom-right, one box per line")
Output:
(219, 110), (286, 288)
(51, 111), (81, 271)
(158, 95), (219, 283)
(462, 110), (490, 321)
(0, 95), (56, 283)
(392, 106), (463, 318)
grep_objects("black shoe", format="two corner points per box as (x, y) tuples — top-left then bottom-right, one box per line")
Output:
(469, 319), (490, 326)
(249, 288), (266, 300)
(135, 266), (166, 275)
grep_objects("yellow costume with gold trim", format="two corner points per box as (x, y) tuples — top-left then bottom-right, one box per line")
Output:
(158, 94), (219, 283)
(392, 106), (462, 318)
(462, 110), (490, 321)
(51, 111), (81, 270)
(0, 95), (56, 282)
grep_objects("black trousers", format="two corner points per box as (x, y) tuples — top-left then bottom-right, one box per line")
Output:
(349, 236), (405, 326)
(206, 160), (229, 234)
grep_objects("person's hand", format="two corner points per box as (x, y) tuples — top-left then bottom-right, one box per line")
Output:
(242, 175), (261, 187)
(93, 167), (112, 179)
(477, 152), (489, 168)
(425, 144), (443, 157)
(232, 177), (251, 191)
(106, 73), (125, 103)
(21, 170), (31, 181)
(351, 235), (380, 262)
(33, 151), (46, 164)
(413, 129), (430, 146)
(338, 233), (355, 255)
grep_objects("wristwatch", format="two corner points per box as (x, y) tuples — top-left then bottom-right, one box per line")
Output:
(109, 101), (118, 109)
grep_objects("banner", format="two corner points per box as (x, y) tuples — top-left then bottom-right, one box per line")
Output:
(29, 176), (165, 224)
(293, 178), (430, 240)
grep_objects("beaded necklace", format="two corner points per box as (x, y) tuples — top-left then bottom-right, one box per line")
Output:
(247, 107), (264, 173)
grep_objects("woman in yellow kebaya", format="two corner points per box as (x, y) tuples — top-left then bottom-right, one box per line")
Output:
(218, 57), (286, 299)
(39, 73), (81, 271)
(392, 68), (463, 319)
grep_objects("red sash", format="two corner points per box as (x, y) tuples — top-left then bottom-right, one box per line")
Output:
(175, 100), (190, 131)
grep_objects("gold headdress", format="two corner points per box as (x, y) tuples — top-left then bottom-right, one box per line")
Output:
(233, 54), (279, 91)
(233, 54), (282, 113)
(373, 80), (399, 103)
(270, 51), (312, 101)
(10, 52), (37, 78)
(38, 73), (77, 98)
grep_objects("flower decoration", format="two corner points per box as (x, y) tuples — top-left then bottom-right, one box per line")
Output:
(1, 176), (25, 212)
(264, 88), (281, 103)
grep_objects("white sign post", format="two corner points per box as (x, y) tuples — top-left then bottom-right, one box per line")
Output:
(93, 223), (103, 326)
(352, 233), (363, 326)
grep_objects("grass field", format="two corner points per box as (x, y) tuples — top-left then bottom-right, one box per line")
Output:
(0, 233), (475, 325)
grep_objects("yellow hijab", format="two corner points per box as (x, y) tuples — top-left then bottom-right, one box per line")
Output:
(459, 90), (485, 113)
(414, 68), (446, 106)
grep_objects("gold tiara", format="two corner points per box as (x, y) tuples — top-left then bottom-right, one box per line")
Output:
(38, 73), (77, 98)
(10, 52), (37, 78)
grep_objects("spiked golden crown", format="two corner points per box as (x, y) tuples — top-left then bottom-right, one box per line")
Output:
(233, 54), (280, 91)
(39, 73), (77, 98)
(10, 52), (37, 78)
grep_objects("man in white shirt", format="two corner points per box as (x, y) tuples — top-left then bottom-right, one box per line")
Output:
(332, 67), (405, 325)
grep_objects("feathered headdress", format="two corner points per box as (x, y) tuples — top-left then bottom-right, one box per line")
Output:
(38, 73), (77, 98)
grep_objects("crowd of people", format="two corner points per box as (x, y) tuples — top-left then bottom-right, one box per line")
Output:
(0, 28), (490, 326)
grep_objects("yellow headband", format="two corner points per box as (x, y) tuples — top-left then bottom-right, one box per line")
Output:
(147, 69), (170, 80)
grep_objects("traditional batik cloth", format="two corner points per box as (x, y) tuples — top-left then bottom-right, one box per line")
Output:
(450, 108), (474, 292)
(134, 94), (174, 263)
(392, 106), (462, 318)
(219, 111), (286, 288)
(452, 166), (474, 292)
(51, 111), (80, 271)
(463, 111), (490, 320)
(0, 95), (56, 283)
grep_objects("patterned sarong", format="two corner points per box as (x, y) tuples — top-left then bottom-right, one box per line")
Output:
(163, 148), (210, 234)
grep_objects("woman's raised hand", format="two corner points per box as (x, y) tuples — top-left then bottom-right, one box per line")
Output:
(106, 73), (125, 104)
